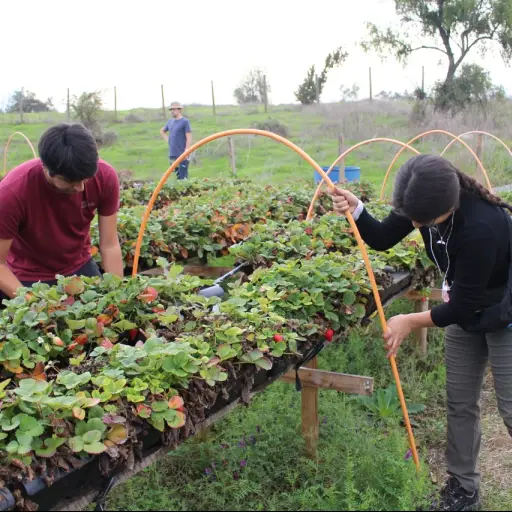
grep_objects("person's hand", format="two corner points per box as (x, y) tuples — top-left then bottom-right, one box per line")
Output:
(330, 187), (360, 216)
(383, 315), (413, 358)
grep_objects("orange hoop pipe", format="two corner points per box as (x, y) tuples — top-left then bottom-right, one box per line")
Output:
(306, 138), (422, 221)
(378, 129), (493, 201)
(2, 132), (37, 177)
(132, 128), (421, 471)
(440, 130), (512, 160)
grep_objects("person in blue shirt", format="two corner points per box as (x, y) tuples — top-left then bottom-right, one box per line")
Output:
(160, 101), (192, 179)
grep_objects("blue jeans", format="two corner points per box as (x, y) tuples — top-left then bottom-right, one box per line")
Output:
(170, 157), (189, 180)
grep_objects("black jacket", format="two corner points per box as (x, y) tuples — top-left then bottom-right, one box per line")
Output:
(355, 191), (511, 328)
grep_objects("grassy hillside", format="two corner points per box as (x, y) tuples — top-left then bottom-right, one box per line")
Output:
(2, 101), (511, 197)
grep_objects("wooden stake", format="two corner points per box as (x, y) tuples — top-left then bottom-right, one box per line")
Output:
(19, 87), (24, 124)
(414, 299), (429, 355)
(369, 67), (373, 102)
(301, 356), (319, 459)
(161, 85), (166, 121)
(67, 88), (70, 121)
(315, 75), (320, 104)
(114, 86), (118, 122)
(281, 368), (373, 395)
(338, 133), (345, 182)
(475, 133), (484, 185)
(263, 75), (268, 113)
(211, 80), (216, 117)
(421, 66), (425, 94)
(227, 136), (236, 176)
(406, 288), (442, 302)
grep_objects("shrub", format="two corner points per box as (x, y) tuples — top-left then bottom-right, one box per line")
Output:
(252, 118), (289, 137)
(124, 114), (144, 123)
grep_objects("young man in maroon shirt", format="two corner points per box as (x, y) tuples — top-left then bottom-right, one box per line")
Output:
(0, 122), (123, 300)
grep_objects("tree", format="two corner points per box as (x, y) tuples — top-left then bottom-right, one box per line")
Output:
(71, 91), (103, 131)
(233, 68), (270, 105)
(362, 0), (512, 95)
(6, 89), (54, 113)
(295, 47), (348, 105)
(432, 63), (506, 112)
(340, 83), (360, 101)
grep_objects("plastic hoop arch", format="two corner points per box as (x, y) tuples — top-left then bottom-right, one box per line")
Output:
(306, 138), (422, 221)
(440, 130), (512, 160)
(2, 131), (37, 177)
(131, 128), (421, 471)
(378, 129), (493, 201)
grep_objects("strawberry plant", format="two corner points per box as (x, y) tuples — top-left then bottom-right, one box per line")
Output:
(0, 176), (438, 508)
(94, 179), (377, 272)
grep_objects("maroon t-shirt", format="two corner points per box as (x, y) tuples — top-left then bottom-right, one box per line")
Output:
(0, 158), (120, 282)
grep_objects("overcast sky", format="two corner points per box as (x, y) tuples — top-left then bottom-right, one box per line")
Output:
(1, 0), (510, 111)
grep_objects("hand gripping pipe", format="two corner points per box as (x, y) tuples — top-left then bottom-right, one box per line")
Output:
(131, 128), (422, 471)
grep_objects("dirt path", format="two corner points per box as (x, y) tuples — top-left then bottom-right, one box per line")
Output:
(427, 370), (512, 510)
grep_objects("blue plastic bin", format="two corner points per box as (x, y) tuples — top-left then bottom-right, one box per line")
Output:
(314, 166), (361, 184)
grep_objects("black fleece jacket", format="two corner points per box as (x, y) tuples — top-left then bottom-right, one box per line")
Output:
(355, 191), (511, 328)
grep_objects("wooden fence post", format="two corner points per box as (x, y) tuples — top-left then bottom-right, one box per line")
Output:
(338, 133), (345, 182)
(211, 80), (216, 118)
(301, 357), (319, 459)
(414, 299), (429, 355)
(19, 87), (24, 124)
(475, 134), (484, 185)
(227, 136), (236, 176)
(315, 75), (320, 104)
(369, 67), (373, 102)
(114, 86), (118, 122)
(161, 85), (166, 121)
(263, 75), (268, 113)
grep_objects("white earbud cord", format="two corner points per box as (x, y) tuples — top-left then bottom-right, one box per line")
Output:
(429, 213), (455, 298)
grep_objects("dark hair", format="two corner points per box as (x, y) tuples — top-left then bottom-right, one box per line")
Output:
(392, 154), (512, 223)
(38, 123), (98, 182)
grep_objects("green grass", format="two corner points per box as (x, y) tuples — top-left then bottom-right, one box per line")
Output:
(106, 323), (442, 512)
(2, 103), (511, 510)
(3, 103), (510, 190)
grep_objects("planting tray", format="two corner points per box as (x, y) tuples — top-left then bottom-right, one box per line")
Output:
(3, 270), (417, 512)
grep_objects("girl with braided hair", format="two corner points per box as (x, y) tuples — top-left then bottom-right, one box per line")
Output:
(331, 154), (512, 511)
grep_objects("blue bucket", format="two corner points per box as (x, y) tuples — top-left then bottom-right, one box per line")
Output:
(314, 166), (361, 184)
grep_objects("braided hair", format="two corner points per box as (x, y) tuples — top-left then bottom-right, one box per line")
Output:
(392, 154), (512, 223)
(455, 169), (512, 214)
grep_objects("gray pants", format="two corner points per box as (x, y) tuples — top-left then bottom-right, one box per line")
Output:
(445, 323), (512, 492)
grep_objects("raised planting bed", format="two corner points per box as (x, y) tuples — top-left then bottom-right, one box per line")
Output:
(0, 265), (420, 512)
(93, 179), (377, 274)
(0, 178), (438, 511)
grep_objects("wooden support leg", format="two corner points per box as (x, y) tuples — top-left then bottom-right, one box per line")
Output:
(414, 299), (429, 355)
(301, 356), (319, 459)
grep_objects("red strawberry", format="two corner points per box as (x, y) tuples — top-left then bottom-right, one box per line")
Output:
(324, 329), (334, 343)
(75, 334), (89, 346)
(273, 334), (283, 342)
(138, 287), (158, 303)
(53, 337), (65, 347)
(101, 338), (114, 349)
(97, 314), (113, 326)
(128, 329), (139, 341)
(62, 296), (76, 306)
